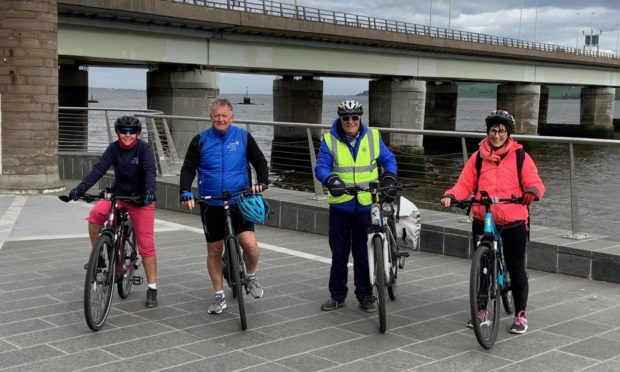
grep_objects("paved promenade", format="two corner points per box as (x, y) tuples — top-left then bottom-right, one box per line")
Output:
(0, 190), (619, 371)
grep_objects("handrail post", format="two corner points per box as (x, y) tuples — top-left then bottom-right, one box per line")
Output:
(307, 128), (325, 200)
(105, 110), (112, 144)
(566, 143), (587, 239)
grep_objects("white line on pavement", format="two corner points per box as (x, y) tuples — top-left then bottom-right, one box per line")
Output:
(0, 196), (28, 250)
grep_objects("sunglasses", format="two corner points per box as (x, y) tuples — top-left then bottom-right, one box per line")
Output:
(341, 115), (360, 122)
(118, 127), (138, 135)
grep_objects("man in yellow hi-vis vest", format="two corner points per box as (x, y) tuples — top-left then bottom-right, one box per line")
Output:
(315, 99), (398, 313)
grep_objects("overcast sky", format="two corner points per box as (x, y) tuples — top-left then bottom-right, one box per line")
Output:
(89, 0), (620, 94)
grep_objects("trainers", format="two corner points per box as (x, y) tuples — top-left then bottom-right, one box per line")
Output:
(321, 298), (345, 311)
(246, 275), (264, 298)
(208, 294), (227, 314)
(510, 310), (528, 334)
(359, 298), (377, 313)
(145, 288), (158, 308)
(467, 310), (490, 328)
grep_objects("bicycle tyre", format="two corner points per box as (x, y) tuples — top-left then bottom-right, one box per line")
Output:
(84, 235), (115, 331)
(502, 286), (515, 314)
(227, 237), (247, 331)
(117, 222), (137, 299)
(386, 226), (398, 301)
(469, 243), (500, 349)
(373, 235), (387, 334)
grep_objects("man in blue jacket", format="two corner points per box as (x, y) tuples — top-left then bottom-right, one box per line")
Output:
(179, 98), (269, 315)
(315, 99), (398, 313)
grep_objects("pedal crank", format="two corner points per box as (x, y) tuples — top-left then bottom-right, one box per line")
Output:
(398, 251), (410, 269)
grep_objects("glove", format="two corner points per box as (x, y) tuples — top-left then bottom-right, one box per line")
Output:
(69, 187), (83, 201)
(380, 173), (398, 203)
(143, 190), (156, 205)
(326, 175), (345, 197)
(520, 192), (536, 206)
(181, 191), (194, 202)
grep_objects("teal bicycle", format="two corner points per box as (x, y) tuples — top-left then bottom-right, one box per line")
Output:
(452, 191), (521, 349)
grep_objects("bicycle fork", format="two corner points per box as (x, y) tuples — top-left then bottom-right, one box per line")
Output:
(367, 232), (390, 286)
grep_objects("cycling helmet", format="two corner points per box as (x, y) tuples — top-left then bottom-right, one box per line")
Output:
(114, 115), (142, 133)
(238, 194), (269, 224)
(485, 110), (515, 134)
(337, 99), (363, 116)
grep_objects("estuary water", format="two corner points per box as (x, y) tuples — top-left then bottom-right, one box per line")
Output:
(88, 89), (620, 242)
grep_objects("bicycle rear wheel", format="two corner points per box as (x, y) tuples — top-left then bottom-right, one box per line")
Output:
(84, 235), (115, 331)
(227, 236), (247, 331)
(117, 223), (137, 299)
(469, 243), (500, 349)
(373, 235), (387, 334)
(386, 225), (398, 301)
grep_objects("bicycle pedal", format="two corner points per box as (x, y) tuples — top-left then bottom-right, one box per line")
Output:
(132, 276), (144, 285)
(398, 252), (410, 258)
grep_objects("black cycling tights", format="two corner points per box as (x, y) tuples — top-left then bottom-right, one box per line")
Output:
(473, 221), (529, 313)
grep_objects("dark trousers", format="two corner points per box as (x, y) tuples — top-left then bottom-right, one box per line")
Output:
(328, 207), (372, 303)
(473, 220), (529, 313)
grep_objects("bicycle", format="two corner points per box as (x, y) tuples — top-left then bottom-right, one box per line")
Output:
(450, 191), (521, 349)
(59, 191), (143, 331)
(195, 188), (266, 331)
(342, 180), (415, 333)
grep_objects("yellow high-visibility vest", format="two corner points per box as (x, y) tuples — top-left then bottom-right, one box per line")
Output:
(324, 128), (380, 205)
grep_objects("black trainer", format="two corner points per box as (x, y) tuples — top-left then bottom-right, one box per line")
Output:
(145, 288), (158, 308)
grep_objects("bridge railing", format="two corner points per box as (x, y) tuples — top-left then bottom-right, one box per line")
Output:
(171, 0), (618, 60)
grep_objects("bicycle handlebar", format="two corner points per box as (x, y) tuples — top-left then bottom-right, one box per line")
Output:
(449, 191), (523, 209)
(58, 192), (144, 204)
(193, 185), (268, 205)
(341, 181), (417, 196)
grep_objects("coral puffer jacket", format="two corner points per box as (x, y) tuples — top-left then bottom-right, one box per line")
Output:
(444, 139), (545, 225)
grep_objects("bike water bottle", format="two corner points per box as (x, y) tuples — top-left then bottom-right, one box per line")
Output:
(371, 204), (381, 225)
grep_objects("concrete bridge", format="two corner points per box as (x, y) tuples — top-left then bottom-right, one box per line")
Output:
(1, 0), (620, 191)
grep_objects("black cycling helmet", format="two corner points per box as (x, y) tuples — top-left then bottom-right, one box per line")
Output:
(114, 115), (142, 133)
(337, 99), (363, 116)
(485, 110), (515, 134)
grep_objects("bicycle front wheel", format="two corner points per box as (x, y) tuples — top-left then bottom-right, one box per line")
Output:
(117, 223), (137, 299)
(469, 242), (500, 349)
(84, 235), (115, 331)
(227, 237), (247, 331)
(373, 235), (387, 334)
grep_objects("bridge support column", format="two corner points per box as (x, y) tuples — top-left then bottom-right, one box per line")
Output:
(580, 86), (615, 128)
(0, 0), (63, 193)
(272, 76), (323, 177)
(497, 83), (540, 134)
(423, 81), (460, 151)
(369, 78), (425, 153)
(538, 85), (549, 125)
(147, 68), (219, 157)
(59, 65), (88, 151)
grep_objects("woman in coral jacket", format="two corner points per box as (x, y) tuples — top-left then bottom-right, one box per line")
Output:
(440, 109), (545, 335)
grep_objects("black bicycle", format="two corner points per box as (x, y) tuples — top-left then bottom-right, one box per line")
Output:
(60, 191), (143, 331)
(195, 188), (266, 331)
(451, 191), (521, 349)
(343, 181), (415, 333)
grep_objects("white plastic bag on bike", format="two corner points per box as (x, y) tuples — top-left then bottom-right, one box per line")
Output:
(395, 196), (421, 250)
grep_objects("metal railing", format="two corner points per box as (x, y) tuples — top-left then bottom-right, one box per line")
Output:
(59, 108), (620, 240)
(171, 0), (619, 60)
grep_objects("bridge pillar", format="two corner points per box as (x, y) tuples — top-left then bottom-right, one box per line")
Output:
(497, 83), (540, 134)
(0, 0), (63, 193)
(272, 76), (323, 177)
(369, 78), (425, 153)
(59, 65), (88, 152)
(147, 68), (219, 157)
(580, 86), (615, 127)
(538, 85), (549, 125)
(424, 81), (457, 131)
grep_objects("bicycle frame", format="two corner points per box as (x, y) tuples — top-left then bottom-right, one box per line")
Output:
(367, 197), (394, 287)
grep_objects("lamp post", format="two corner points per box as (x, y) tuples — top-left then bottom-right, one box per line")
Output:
(448, 0), (452, 29)
(575, 12), (580, 49)
(616, 25), (619, 57)
(533, 0), (539, 42)
(429, 0), (433, 28)
(518, 0), (523, 40)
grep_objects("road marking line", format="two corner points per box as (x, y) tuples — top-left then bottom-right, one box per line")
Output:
(0, 196), (28, 250)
